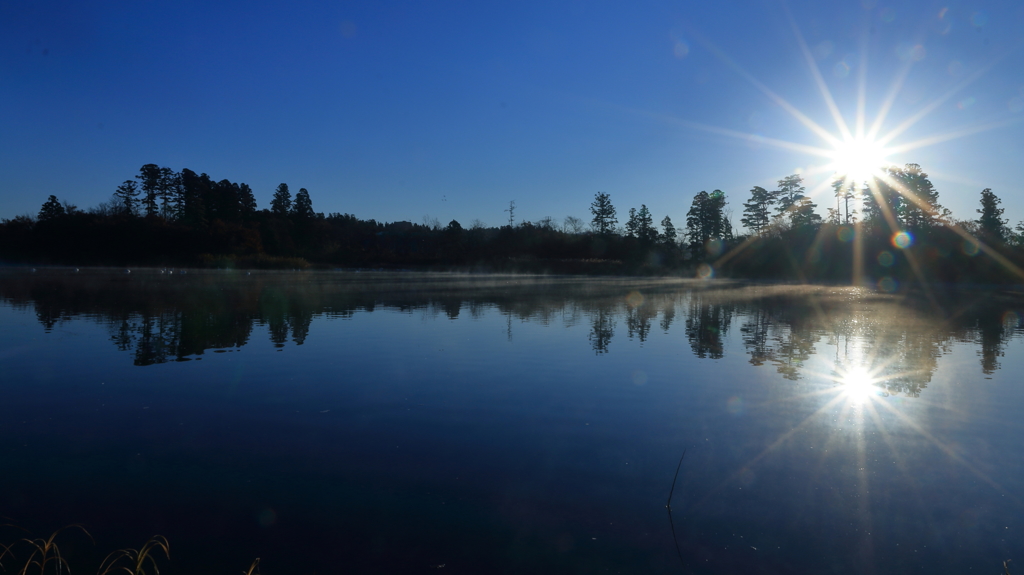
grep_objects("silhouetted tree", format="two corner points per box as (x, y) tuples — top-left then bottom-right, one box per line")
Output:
(791, 197), (821, 228)
(114, 180), (140, 216)
(686, 190), (730, 259)
(590, 192), (617, 235)
(896, 164), (942, 231)
(863, 167), (903, 229)
(158, 166), (178, 217)
(1013, 221), (1024, 248)
(741, 186), (774, 235)
(774, 174), (805, 224)
(635, 205), (656, 243)
(271, 183), (292, 216)
(563, 216), (585, 234)
(625, 208), (638, 238)
(293, 187), (314, 218)
(831, 177), (857, 225)
(660, 215), (677, 245)
(504, 200), (516, 227)
(176, 169), (209, 225)
(238, 183), (257, 217)
(137, 164), (162, 217)
(977, 188), (1007, 242)
(38, 195), (66, 222)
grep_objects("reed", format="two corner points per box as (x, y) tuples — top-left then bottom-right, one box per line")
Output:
(97, 535), (168, 575)
(0, 528), (258, 575)
(8, 525), (91, 575)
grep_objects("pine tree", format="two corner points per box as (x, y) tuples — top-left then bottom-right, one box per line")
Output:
(977, 188), (1007, 241)
(38, 195), (66, 222)
(271, 183), (292, 216)
(136, 164), (162, 217)
(158, 167), (178, 218)
(741, 186), (774, 235)
(590, 192), (617, 235)
(791, 197), (821, 228)
(114, 180), (140, 216)
(660, 215), (677, 245)
(238, 183), (257, 216)
(831, 177), (857, 225)
(636, 205), (657, 243)
(293, 187), (314, 218)
(897, 164), (941, 231)
(774, 174), (805, 223)
(625, 207), (639, 238)
(176, 169), (210, 225)
(860, 182), (884, 226)
(686, 190), (730, 259)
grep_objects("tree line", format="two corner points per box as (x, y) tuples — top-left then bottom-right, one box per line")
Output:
(3, 162), (1024, 282)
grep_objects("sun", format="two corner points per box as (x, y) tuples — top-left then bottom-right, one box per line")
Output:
(828, 137), (890, 185)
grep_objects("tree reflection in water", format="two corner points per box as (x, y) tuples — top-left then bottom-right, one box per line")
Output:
(2, 270), (1022, 391)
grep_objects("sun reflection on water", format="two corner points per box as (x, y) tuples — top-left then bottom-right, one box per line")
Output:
(837, 365), (880, 403)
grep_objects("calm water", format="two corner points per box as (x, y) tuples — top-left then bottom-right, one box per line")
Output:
(1, 269), (1022, 574)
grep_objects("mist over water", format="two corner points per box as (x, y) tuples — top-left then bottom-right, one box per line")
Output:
(1, 269), (1022, 574)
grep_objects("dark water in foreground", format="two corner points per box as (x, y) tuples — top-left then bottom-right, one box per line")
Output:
(1, 269), (1023, 574)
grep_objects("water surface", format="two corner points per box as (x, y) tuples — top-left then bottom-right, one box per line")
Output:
(1, 269), (1022, 574)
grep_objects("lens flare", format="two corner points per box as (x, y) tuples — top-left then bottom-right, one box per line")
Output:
(892, 231), (913, 249)
(878, 276), (897, 292)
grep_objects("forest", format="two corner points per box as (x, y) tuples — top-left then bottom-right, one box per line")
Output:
(2, 162), (1023, 284)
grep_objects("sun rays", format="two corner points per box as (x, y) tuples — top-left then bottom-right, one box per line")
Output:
(686, 7), (1014, 190)
(671, 5), (1024, 286)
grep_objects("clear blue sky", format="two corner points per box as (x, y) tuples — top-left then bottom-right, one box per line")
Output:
(3, 0), (1023, 231)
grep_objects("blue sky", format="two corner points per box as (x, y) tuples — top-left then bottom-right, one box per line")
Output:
(3, 0), (1023, 231)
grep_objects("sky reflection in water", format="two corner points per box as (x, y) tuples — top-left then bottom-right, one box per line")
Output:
(1, 270), (1023, 574)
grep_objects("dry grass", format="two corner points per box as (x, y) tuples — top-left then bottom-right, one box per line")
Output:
(97, 535), (168, 575)
(0, 528), (257, 575)
(10, 525), (91, 575)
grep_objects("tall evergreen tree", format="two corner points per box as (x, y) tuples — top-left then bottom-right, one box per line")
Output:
(867, 166), (905, 229)
(293, 188), (314, 218)
(896, 164), (941, 231)
(977, 188), (1007, 241)
(791, 197), (822, 228)
(38, 195), (66, 222)
(114, 180), (140, 216)
(741, 186), (774, 235)
(590, 192), (617, 235)
(636, 205), (657, 243)
(660, 215), (677, 245)
(158, 167), (178, 218)
(774, 174), (805, 223)
(625, 207), (639, 238)
(271, 183), (292, 216)
(860, 182), (885, 226)
(238, 183), (257, 216)
(686, 190), (730, 259)
(177, 169), (209, 225)
(831, 177), (857, 225)
(136, 164), (162, 217)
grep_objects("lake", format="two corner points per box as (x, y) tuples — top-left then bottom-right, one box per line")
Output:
(1, 269), (1022, 574)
